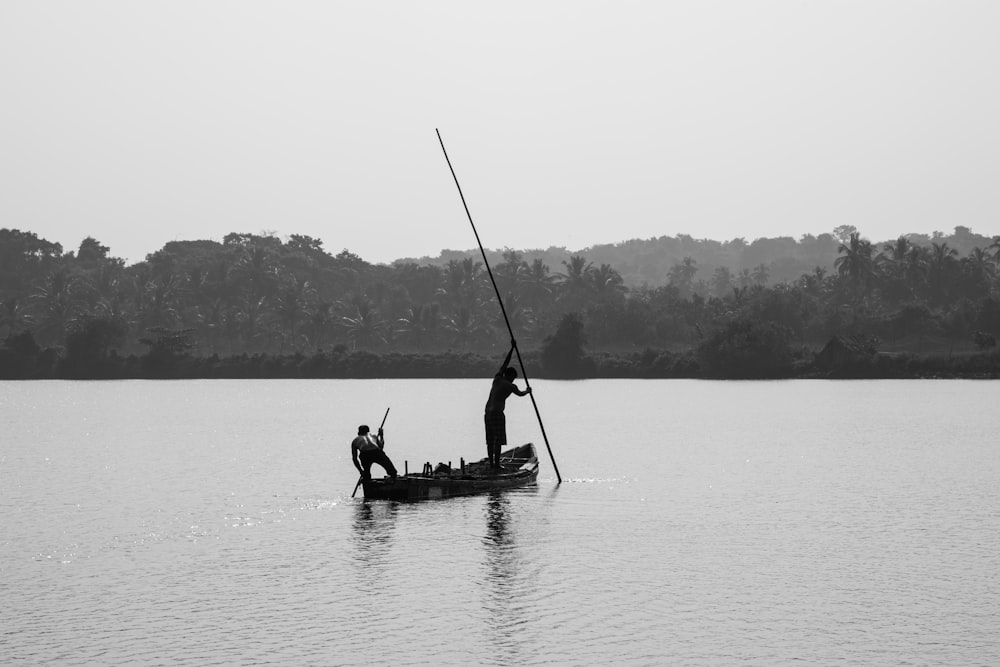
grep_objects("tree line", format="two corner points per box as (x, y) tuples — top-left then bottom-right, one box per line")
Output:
(2, 226), (1000, 379)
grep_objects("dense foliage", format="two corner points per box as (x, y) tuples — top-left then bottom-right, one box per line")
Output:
(2, 225), (1000, 378)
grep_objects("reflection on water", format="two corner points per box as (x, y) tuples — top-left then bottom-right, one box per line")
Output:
(351, 500), (399, 592)
(485, 493), (512, 549)
(352, 500), (399, 548)
(481, 492), (527, 664)
(483, 492), (515, 586)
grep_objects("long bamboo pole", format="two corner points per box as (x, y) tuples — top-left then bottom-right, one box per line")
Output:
(436, 129), (562, 483)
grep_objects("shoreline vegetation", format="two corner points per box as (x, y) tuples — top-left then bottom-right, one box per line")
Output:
(3, 335), (999, 380)
(3, 225), (1000, 380)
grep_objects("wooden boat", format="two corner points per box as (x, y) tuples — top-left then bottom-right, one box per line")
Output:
(362, 443), (538, 501)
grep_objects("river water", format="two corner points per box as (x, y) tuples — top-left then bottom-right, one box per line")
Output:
(2, 379), (999, 665)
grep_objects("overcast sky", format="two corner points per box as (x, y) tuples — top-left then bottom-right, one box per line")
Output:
(2, 1), (999, 265)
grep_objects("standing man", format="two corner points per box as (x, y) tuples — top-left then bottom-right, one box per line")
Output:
(352, 424), (397, 481)
(484, 341), (531, 470)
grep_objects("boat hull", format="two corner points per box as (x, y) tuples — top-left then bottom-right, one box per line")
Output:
(362, 443), (538, 501)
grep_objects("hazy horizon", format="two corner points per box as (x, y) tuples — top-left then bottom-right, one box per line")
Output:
(10, 221), (997, 269)
(4, 2), (999, 266)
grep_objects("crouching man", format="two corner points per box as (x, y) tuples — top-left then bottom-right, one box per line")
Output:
(352, 424), (398, 481)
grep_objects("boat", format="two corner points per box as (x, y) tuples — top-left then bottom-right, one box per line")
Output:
(362, 443), (539, 501)
(354, 134), (561, 501)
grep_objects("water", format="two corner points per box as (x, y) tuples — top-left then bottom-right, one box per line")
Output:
(2, 379), (999, 665)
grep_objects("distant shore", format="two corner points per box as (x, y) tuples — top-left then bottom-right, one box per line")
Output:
(3, 347), (998, 380)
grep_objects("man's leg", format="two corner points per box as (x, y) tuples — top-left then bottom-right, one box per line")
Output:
(360, 451), (374, 481)
(485, 413), (497, 467)
(495, 413), (506, 467)
(484, 413), (493, 464)
(375, 449), (397, 478)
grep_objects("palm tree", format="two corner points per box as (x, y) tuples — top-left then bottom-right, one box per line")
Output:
(927, 242), (959, 305)
(301, 301), (335, 350)
(2, 297), (33, 337)
(667, 257), (698, 298)
(929, 242), (959, 269)
(490, 292), (533, 346)
(876, 237), (915, 304)
(233, 245), (279, 302)
(881, 237), (913, 265)
(966, 246), (996, 277)
(588, 263), (626, 300)
(799, 267), (829, 298)
(559, 255), (592, 291)
(274, 278), (315, 352)
(92, 293), (131, 327)
(444, 306), (489, 351)
(711, 266), (733, 298)
(441, 258), (485, 313)
(959, 248), (997, 299)
(521, 259), (558, 310)
(189, 297), (229, 355)
(555, 255), (594, 314)
(834, 232), (875, 302)
(340, 296), (387, 349)
(236, 295), (271, 352)
(81, 257), (126, 310)
(494, 249), (527, 297)
(396, 302), (443, 350)
(137, 272), (183, 331)
(31, 269), (84, 345)
(751, 263), (770, 286)
(904, 245), (929, 295)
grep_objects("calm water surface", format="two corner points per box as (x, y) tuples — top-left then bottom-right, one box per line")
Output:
(2, 379), (999, 665)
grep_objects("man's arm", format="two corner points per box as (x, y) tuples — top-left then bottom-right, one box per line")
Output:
(351, 441), (363, 473)
(514, 385), (531, 397)
(376, 428), (385, 449)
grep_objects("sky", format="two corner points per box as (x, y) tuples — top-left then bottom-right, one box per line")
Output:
(2, 1), (999, 265)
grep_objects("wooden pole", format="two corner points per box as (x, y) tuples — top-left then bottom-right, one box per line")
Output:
(435, 129), (562, 483)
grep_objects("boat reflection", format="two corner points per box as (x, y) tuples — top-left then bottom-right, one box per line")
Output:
(481, 491), (529, 661)
(485, 492), (513, 551)
(350, 500), (398, 583)
(352, 500), (398, 544)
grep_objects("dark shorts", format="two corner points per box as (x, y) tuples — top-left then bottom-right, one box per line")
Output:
(360, 448), (397, 480)
(484, 411), (506, 448)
